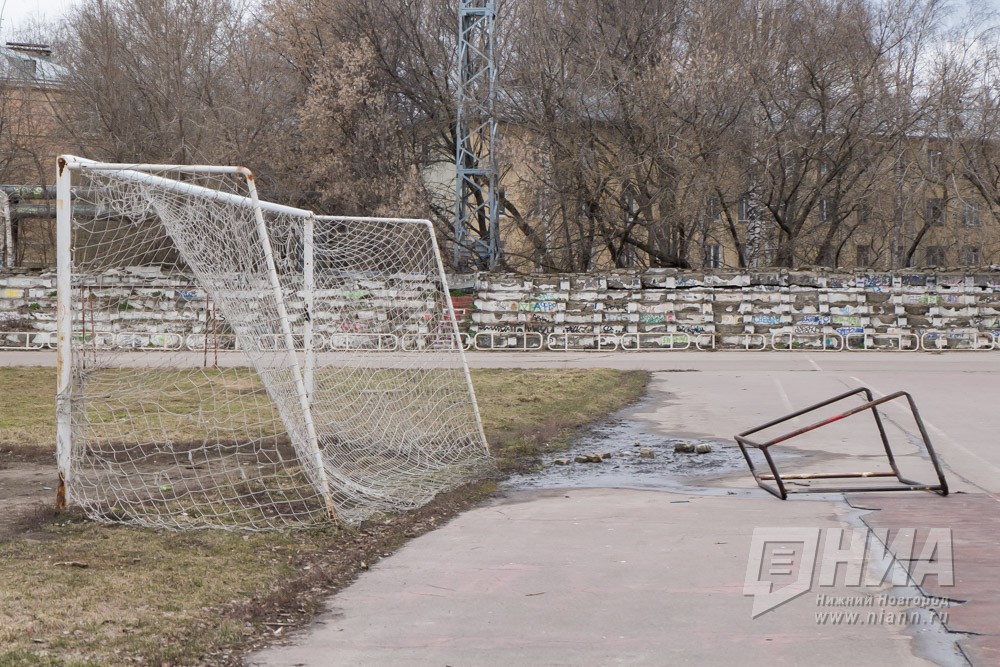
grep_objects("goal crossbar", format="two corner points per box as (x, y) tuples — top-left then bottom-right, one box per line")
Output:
(54, 155), (491, 530)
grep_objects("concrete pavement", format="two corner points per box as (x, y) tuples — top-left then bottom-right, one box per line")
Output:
(248, 489), (941, 666)
(245, 352), (1000, 666)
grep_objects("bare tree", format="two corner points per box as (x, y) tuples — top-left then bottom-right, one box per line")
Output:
(42, 0), (1000, 273)
(712, 0), (927, 267)
(948, 10), (1000, 265)
(499, 0), (699, 271)
(261, 0), (459, 249)
(58, 0), (289, 170)
(0, 45), (56, 185)
(0, 35), (68, 267)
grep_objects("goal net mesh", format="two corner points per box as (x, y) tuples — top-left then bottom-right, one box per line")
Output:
(62, 161), (491, 530)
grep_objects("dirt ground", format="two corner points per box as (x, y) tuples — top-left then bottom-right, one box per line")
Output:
(0, 449), (510, 666)
(0, 455), (61, 540)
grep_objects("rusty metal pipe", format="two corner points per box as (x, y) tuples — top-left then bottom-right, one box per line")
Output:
(734, 386), (948, 500)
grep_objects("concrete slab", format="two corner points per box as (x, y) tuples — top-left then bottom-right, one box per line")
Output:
(248, 489), (939, 667)
(960, 637), (1000, 667)
(849, 493), (1000, 665)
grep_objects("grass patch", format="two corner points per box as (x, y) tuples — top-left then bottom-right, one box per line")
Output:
(0, 367), (56, 458)
(0, 365), (648, 665)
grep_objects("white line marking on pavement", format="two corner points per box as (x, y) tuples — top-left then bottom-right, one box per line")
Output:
(772, 376), (796, 416)
(849, 376), (1000, 477)
(807, 357), (822, 371)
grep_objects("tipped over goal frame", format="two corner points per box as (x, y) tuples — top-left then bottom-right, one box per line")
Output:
(55, 155), (492, 531)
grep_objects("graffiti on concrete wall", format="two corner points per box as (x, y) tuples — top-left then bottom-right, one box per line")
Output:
(483, 300), (561, 313)
(864, 274), (892, 292)
(938, 276), (966, 289)
(638, 303), (670, 313)
(904, 295), (939, 305)
(573, 278), (603, 290)
(524, 301), (558, 313)
(638, 303), (675, 324)
(4, 270), (1000, 347)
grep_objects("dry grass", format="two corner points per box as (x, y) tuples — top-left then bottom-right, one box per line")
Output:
(0, 367), (56, 458)
(0, 365), (647, 666)
(0, 523), (297, 663)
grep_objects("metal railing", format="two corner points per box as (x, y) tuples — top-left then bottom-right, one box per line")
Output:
(3, 329), (999, 352)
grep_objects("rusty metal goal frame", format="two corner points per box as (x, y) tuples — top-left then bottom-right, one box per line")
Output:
(734, 387), (949, 499)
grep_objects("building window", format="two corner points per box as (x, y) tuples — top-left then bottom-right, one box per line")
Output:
(783, 154), (797, 174)
(856, 245), (870, 268)
(706, 195), (721, 221)
(13, 56), (37, 77)
(962, 202), (981, 228)
(855, 203), (871, 227)
(705, 243), (723, 269)
(962, 245), (981, 266)
(925, 246), (947, 266)
(738, 196), (752, 223)
(614, 244), (637, 268)
(927, 149), (942, 177)
(818, 198), (830, 223)
(620, 190), (638, 224)
(925, 198), (946, 226)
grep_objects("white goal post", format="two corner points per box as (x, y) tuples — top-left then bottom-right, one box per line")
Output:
(55, 155), (491, 530)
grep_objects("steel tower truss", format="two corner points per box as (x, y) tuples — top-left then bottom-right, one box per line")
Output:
(455, 0), (499, 270)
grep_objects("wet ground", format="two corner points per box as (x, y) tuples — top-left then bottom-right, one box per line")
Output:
(504, 408), (752, 495)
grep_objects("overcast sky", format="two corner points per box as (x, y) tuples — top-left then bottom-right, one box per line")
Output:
(1, 0), (999, 42)
(0, 0), (78, 36)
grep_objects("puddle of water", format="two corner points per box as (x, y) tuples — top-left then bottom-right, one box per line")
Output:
(503, 415), (752, 495)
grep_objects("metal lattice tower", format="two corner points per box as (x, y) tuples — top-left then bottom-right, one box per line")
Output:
(455, 0), (499, 271)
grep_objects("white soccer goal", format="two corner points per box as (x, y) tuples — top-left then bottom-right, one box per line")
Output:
(55, 156), (491, 530)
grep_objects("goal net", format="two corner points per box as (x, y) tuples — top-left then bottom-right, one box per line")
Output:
(55, 156), (491, 530)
